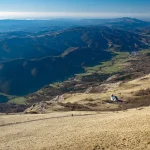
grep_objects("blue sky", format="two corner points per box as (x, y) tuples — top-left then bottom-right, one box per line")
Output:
(0, 0), (149, 19)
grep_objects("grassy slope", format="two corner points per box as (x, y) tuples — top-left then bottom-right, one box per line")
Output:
(25, 49), (150, 113)
(77, 49), (150, 77)
(8, 97), (27, 105)
(0, 108), (150, 150)
(7, 49), (150, 105)
(76, 52), (130, 77)
(64, 73), (150, 102)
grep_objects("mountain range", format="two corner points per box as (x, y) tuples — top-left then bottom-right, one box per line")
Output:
(0, 17), (149, 97)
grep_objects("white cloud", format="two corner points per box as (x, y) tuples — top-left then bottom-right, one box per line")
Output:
(0, 12), (149, 19)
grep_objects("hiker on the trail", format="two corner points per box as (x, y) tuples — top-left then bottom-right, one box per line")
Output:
(111, 94), (119, 102)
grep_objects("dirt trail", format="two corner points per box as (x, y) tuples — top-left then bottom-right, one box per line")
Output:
(0, 108), (150, 150)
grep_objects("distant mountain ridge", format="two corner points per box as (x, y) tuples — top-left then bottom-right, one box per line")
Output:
(0, 25), (149, 61)
(0, 17), (149, 33)
(0, 18), (149, 96)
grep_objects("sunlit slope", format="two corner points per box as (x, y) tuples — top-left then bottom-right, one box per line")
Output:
(0, 107), (150, 150)
(64, 74), (150, 104)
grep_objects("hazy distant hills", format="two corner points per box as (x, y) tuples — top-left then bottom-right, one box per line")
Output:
(0, 26), (149, 61)
(0, 18), (149, 96)
(0, 17), (149, 32)
(104, 17), (150, 29)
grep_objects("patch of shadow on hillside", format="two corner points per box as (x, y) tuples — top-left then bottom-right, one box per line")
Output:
(0, 49), (115, 96)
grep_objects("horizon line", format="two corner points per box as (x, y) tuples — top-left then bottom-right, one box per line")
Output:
(0, 12), (149, 19)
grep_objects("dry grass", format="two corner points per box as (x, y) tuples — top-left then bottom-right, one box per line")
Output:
(1, 74), (150, 149)
(63, 74), (150, 104)
(24, 74), (150, 114)
(134, 88), (150, 96)
(0, 108), (150, 150)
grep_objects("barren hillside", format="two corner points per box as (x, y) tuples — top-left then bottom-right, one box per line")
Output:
(0, 107), (150, 150)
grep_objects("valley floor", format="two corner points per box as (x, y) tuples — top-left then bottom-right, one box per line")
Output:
(0, 107), (150, 150)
